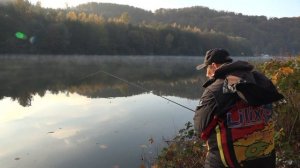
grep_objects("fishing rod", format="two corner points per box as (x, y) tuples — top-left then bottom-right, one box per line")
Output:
(77, 69), (196, 113)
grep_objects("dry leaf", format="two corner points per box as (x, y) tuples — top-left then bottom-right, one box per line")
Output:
(149, 137), (154, 144)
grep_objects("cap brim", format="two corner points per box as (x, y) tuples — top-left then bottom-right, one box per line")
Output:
(196, 64), (207, 70)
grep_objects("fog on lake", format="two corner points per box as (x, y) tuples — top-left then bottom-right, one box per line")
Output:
(0, 55), (267, 168)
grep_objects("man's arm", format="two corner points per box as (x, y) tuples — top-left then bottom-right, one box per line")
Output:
(193, 89), (218, 134)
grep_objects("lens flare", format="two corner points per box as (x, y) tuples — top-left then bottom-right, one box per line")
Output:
(29, 36), (36, 44)
(15, 32), (27, 40)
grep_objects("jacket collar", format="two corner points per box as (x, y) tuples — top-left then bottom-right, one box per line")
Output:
(214, 61), (253, 78)
(202, 61), (254, 88)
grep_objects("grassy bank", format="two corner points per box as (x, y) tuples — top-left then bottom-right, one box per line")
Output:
(153, 56), (300, 168)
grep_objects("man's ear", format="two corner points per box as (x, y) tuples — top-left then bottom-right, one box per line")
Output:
(211, 63), (218, 69)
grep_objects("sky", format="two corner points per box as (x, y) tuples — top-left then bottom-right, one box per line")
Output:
(25, 0), (300, 18)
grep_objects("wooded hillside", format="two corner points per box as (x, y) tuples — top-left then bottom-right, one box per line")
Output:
(1, 0), (299, 56)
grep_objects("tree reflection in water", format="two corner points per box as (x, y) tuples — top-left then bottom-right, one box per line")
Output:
(0, 56), (205, 107)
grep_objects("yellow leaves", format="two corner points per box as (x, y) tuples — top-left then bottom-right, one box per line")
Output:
(280, 67), (294, 75)
(271, 72), (280, 84)
(271, 66), (294, 84)
(66, 11), (77, 21)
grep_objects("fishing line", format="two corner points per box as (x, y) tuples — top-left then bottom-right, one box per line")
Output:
(76, 69), (196, 112)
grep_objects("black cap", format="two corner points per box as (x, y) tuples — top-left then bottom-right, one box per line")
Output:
(196, 48), (233, 70)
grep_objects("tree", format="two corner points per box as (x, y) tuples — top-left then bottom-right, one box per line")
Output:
(66, 11), (77, 21)
(119, 12), (130, 24)
(165, 33), (174, 49)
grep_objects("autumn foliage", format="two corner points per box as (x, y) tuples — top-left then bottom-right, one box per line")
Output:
(258, 57), (300, 167)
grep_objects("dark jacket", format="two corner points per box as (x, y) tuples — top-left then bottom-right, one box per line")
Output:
(194, 61), (283, 168)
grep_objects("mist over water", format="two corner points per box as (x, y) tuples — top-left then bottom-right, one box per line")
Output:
(0, 55), (201, 168)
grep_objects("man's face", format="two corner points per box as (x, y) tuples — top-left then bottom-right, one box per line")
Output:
(206, 64), (217, 79)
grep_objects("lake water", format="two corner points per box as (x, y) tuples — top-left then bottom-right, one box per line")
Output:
(0, 56), (204, 168)
(0, 55), (269, 168)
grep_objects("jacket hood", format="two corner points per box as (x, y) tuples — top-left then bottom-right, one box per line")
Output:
(202, 61), (254, 88)
(214, 61), (254, 78)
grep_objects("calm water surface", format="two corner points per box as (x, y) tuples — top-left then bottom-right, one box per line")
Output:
(0, 55), (269, 168)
